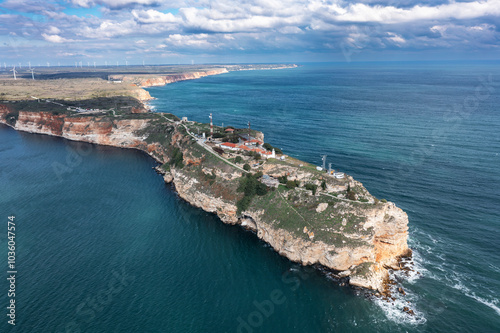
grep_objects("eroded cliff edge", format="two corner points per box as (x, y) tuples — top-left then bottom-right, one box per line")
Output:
(0, 104), (410, 292)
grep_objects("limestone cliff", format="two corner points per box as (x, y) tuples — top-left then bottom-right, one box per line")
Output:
(0, 105), (409, 292)
(111, 68), (229, 88)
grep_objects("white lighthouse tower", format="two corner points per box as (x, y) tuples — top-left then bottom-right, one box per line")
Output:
(209, 113), (213, 137)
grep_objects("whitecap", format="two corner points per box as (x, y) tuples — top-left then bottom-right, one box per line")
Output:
(466, 294), (500, 317)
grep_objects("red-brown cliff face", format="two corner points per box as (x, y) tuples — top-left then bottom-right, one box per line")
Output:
(0, 108), (161, 157)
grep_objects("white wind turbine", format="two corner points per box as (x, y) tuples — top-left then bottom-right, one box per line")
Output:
(28, 61), (31, 69)
(11, 66), (17, 80)
(30, 68), (35, 80)
(46, 62), (50, 67)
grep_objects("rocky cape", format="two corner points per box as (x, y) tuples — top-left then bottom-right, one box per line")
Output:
(0, 103), (410, 293)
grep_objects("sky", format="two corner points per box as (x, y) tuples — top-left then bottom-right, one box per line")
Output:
(0, 0), (499, 65)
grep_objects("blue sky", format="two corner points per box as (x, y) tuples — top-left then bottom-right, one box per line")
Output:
(0, 0), (499, 65)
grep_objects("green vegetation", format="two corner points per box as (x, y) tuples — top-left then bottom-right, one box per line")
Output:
(263, 142), (282, 154)
(170, 147), (184, 169)
(236, 173), (268, 213)
(286, 180), (300, 189)
(234, 156), (243, 164)
(321, 180), (326, 191)
(381, 199), (387, 203)
(243, 163), (251, 171)
(305, 183), (318, 195)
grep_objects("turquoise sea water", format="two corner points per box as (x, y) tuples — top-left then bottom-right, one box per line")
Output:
(1, 62), (499, 332)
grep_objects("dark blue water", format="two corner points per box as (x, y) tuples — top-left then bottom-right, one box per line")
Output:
(1, 62), (499, 332)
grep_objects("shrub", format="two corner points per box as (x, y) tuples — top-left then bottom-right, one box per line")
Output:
(235, 156), (243, 164)
(243, 163), (251, 171)
(212, 132), (225, 138)
(263, 142), (273, 151)
(321, 180), (326, 191)
(170, 147), (184, 169)
(305, 183), (318, 195)
(278, 175), (288, 184)
(381, 199), (387, 203)
(262, 142), (283, 155)
(236, 173), (268, 213)
(347, 191), (357, 201)
(286, 180), (298, 189)
(256, 182), (268, 196)
(213, 147), (224, 155)
(237, 196), (252, 213)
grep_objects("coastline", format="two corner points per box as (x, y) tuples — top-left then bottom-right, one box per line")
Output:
(0, 64), (410, 298)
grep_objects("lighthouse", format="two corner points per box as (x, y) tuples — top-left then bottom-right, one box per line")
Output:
(209, 113), (213, 137)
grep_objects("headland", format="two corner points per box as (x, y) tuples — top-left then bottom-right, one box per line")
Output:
(0, 64), (410, 296)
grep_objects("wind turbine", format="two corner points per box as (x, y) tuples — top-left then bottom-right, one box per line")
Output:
(18, 62), (21, 69)
(30, 68), (35, 80)
(46, 62), (50, 67)
(28, 61), (31, 70)
(125, 60), (128, 66)
(11, 66), (17, 80)
(93, 61), (96, 68)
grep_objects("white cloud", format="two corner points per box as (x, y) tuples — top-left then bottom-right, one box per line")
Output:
(41, 33), (74, 43)
(164, 34), (213, 48)
(386, 32), (405, 45)
(132, 9), (180, 24)
(79, 20), (137, 38)
(70, 0), (163, 9)
(46, 26), (61, 34)
(319, 0), (500, 24)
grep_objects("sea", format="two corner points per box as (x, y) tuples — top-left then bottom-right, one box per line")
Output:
(0, 62), (499, 332)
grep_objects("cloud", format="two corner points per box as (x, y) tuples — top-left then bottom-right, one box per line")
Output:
(41, 33), (75, 43)
(70, 0), (166, 9)
(1, 0), (500, 62)
(164, 33), (214, 48)
(318, 0), (500, 24)
(1, 0), (62, 13)
(79, 20), (137, 38)
(132, 9), (180, 24)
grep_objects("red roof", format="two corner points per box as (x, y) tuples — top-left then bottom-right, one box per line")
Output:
(238, 145), (251, 151)
(225, 128), (235, 132)
(221, 142), (237, 148)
